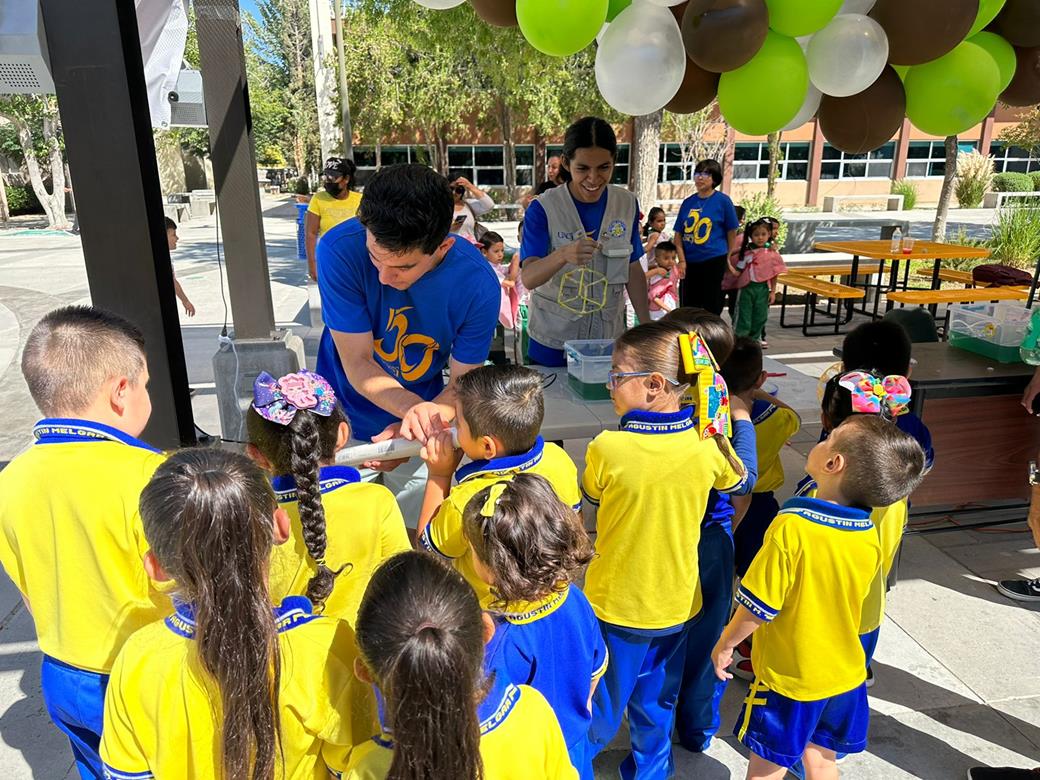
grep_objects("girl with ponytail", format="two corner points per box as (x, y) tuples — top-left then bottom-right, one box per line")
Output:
(99, 449), (376, 779)
(247, 369), (409, 625)
(345, 551), (577, 780)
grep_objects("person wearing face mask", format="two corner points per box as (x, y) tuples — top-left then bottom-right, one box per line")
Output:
(305, 157), (361, 280)
(519, 116), (650, 367)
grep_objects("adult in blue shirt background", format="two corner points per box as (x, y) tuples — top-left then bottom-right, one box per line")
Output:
(673, 159), (740, 316)
(316, 164), (500, 526)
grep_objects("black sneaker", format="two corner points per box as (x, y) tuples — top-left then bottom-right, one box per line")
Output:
(967, 767), (1040, 779)
(865, 665), (875, 688)
(996, 578), (1040, 603)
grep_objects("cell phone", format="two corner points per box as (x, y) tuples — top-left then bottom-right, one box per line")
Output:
(453, 214), (467, 225)
(1032, 394), (1040, 416)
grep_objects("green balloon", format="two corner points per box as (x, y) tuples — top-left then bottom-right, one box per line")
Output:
(718, 31), (808, 135)
(905, 41), (1001, 136)
(971, 31), (1017, 91)
(517, 0), (607, 56)
(968, 0), (1006, 37)
(765, 0), (841, 38)
(606, 0), (629, 22)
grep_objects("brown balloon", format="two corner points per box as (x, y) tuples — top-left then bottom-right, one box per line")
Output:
(665, 58), (721, 114)
(469, 0), (518, 27)
(993, 0), (1040, 48)
(870, 0), (978, 65)
(681, 0), (769, 74)
(818, 67), (906, 155)
(1001, 45), (1040, 105)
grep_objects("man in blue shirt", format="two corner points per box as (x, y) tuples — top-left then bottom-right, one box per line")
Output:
(316, 164), (501, 526)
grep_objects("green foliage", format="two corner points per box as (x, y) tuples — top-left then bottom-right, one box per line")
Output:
(999, 106), (1040, 156)
(6, 185), (42, 215)
(954, 149), (993, 208)
(992, 172), (1034, 193)
(1030, 171), (1040, 191)
(988, 202), (1040, 268)
(890, 179), (918, 210)
(739, 192), (787, 250)
(293, 176), (310, 195)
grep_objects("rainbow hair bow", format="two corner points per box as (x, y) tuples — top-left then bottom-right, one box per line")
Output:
(678, 332), (732, 439)
(252, 369), (337, 426)
(838, 371), (911, 418)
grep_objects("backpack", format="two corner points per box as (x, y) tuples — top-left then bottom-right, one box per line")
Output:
(972, 263), (1033, 287)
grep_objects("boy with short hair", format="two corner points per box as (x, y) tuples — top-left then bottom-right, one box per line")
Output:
(0, 306), (169, 778)
(416, 364), (581, 606)
(164, 217), (196, 317)
(713, 416), (927, 779)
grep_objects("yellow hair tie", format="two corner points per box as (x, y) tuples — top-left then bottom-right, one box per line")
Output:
(678, 332), (732, 440)
(480, 482), (510, 517)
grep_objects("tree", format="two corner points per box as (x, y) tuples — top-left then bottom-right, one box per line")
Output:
(933, 135), (958, 241)
(631, 111), (663, 210)
(766, 132), (781, 199)
(663, 103), (730, 190)
(0, 97), (68, 229)
(998, 105), (1040, 154)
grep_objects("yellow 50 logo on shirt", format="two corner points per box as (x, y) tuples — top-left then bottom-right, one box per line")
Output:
(682, 208), (713, 245)
(373, 306), (440, 382)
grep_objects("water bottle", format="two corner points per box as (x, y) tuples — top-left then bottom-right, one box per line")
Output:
(335, 428), (460, 466)
(889, 228), (902, 254)
(1020, 308), (1040, 366)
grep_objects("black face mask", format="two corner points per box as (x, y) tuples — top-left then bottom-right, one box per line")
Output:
(324, 181), (343, 196)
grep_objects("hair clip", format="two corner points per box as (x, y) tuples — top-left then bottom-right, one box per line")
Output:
(678, 333), (731, 439)
(838, 371), (911, 417)
(480, 481), (510, 517)
(252, 369), (336, 426)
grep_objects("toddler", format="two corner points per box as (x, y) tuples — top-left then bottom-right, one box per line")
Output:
(647, 240), (680, 320)
(731, 218), (787, 347)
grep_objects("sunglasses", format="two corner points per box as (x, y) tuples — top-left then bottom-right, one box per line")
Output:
(606, 370), (683, 391)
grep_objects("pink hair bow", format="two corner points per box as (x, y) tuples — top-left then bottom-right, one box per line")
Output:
(838, 371), (911, 418)
(252, 370), (336, 426)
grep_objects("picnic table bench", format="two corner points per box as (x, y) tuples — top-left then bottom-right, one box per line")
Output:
(914, 268), (976, 286)
(887, 286), (1030, 337)
(777, 273), (865, 336)
(822, 194), (904, 212)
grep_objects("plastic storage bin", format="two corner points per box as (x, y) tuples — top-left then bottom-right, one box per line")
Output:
(948, 301), (1035, 363)
(564, 339), (614, 400)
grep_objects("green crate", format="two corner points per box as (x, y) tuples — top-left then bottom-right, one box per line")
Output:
(948, 332), (1023, 364)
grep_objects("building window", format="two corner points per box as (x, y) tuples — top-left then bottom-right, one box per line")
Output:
(514, 145), (535, 186)
(820, 142), (895, 180)
(731, 142), (810, 182)
(990, 142), (1040, 174)
(448, 145), (509, 188)
(546, 143), (630, 185)
(905, 140), (977, 177)
(353, 145), (430, 184)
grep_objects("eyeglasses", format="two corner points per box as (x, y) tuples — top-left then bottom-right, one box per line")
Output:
(606, 371), (683, 390)
(693, 172), (713, 179)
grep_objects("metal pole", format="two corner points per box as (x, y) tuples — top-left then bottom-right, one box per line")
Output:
(332, 0), (353, 158)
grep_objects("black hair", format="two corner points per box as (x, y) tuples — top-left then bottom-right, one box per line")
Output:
(246, 404), (348, 609)
(695, 159), (723, 188)
(561, 117), (618, 184)
(455, 365), (544, 454)
(739, 218), (772, 260)
(842, 321), (913, 377)
(478, 232), (504, 253)
(643, 206), (666, 237)
(164, 216), (177, 231)
(734, 205), (746, 223)
(357, 164), (453, 254)
(661, 307), (736, 365)
(820, 368), (908, 432)
(655, 240), (678, 256)
(721, 336), (764, 395)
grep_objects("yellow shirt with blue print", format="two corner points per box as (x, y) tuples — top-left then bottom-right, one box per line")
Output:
(268, 466), (410, 626)
(420, 437), (581, 608)
(0, 419), (169, 673)
(737, 496), (882, 700)
(308, 190), (362, 236)
(581, 407), (746, 630)
(100, 597), (377, 779)
(342, 679), (577, 780)
(750, 400), (801, 494)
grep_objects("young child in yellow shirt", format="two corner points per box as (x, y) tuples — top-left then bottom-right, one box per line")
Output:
(100, 449), (376, 779)
(0, 306), (167, 779)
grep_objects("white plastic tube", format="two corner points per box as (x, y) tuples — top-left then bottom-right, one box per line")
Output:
(335, 428), (459, 467)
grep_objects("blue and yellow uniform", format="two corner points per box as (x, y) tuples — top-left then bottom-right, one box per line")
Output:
(100, 596), (376, 779)
(734, 399), (801, 577)
(344, 674), (577, 779)
(269, 465), (410, 626)
(485, 584), (608, 779)
(419, 437), (581, 608)
(734, 496), (881, 768)
(582, 407), (746, 779)
(0, 419), (169, 778)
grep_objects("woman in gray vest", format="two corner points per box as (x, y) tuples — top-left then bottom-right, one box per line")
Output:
(519, 117), (650, 367)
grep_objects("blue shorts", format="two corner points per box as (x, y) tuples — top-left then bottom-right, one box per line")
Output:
(734, 679), (869, 768)
(860, 628), (880, 666)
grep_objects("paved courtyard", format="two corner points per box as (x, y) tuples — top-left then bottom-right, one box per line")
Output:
(0, 198), (1036, 778)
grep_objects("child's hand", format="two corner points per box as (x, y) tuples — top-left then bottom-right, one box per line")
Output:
(711, 639), (734, 682)
(502, 279), (516, 289)
(677, 261), (687, 280)
(182, 299), (196, 317)
(768, 290), (777, 305)
(727, 264), (738, 276)
(421, 430), (462, 478)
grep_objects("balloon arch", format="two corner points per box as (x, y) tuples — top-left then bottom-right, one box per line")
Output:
(415, 0), (1040, 154)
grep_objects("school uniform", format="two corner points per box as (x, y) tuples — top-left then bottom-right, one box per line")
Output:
(485, 584), (608, 779)
(100, 597), (376, 779)
(581, 407), (746, 779)
(734, 400), (802, 577)
(0, 419), (169, 779)
(734, 497), (881, 768)
(419, 437), (581, 608)
(269, 465), (410, 626)
(343, 675), (577, 779)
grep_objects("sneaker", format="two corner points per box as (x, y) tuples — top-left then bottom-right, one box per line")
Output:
(732, 639), (754, 681)
(996, 578), (1040, 602)
(967, 768), (1040, 779)
(759, 339), (769, 349)
(865, 665), (875, 688)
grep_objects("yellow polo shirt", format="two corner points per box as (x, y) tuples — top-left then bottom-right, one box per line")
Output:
(308, 191), (362, 236)
(0, 419), (169, 673)
(750, 400), (801, 494)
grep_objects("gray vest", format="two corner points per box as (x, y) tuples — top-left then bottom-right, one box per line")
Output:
(527, 184), (638, 351)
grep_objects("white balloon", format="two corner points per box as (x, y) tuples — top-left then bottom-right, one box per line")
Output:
(796, 34), (814, 51)
(595, 3), (686, 116)
(642, 0), (686, 8)
(839, 0), (876, 13)
(807, 13), (888, 98)
(597, 22), (610, 44)
(782, 84), (822, 130)
(413, 0), (465, 9)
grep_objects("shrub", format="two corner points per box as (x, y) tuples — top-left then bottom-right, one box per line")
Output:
(954, 150), (994, 208)
(6, 185), (42, 215)
(890, 179), (918, 210)
(293, 176), (310, 196)
(989, 202), (1040, 268)
(1030, 171), (1040, 191)
(738, 191), (787, 251)
(991, 172), (1034, 193)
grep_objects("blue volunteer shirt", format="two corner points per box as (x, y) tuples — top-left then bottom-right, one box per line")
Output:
(701, 418), (758, 533)
(673, 190), (739, 263)
(520, 187), (643, 367)
(316, 219), (500, 442)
